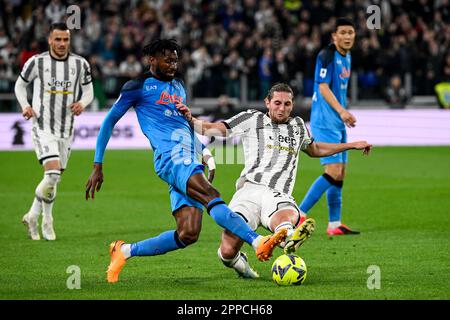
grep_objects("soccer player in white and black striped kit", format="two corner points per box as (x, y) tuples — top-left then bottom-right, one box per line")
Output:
(177, 83), (372, 278)
(14, 22), (94, 240)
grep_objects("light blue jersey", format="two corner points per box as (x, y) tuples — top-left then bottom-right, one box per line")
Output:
(94, 72), (204, 212)
(95, 72), (202, 163)
(311, 44), (351, 131)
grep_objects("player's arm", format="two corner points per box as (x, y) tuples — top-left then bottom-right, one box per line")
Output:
(315, 48), (356, 128)
(319, 83), (356, 128)
(304, 141), (372, 158)
(14, 57), (37, 120)
(194, 135), (216, 183)
(71, 60), (94, 116)
(176, 103), (228, 136)
(85, 85), (140, 200)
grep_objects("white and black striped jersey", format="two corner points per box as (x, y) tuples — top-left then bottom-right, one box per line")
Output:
(223, 109), (313, 195)
(19, 51), (92, 138)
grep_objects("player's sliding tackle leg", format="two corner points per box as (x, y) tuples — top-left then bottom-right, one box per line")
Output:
(218, 230), (259, 279)
(106, 173), (287, 283)
(217, 209), (315, 279)
(268, 209), (316, 255)
(107, 206), (202, 283)
(186, 173), (287, 261)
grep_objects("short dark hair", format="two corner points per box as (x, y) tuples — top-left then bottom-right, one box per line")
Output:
(142, 39), (181, 57)
(50, 22), (69, 32)
(335, 17), (355, 31)
(266, 83), (294, 101)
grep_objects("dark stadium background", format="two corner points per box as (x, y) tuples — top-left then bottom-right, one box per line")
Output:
(0, 0), (449, 117)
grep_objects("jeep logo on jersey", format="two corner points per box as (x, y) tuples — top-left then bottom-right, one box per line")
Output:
(48, 77), (72, 89)
(269, 134), (297, 146)
(156, 91), (183, 105)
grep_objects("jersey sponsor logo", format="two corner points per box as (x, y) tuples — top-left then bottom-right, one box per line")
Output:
(269, 134), (297, 146)
(156, 91), (184, 105)
(146, 85), (157, 91)
(266, 144), (296, 154)
(48, 77), (72, 89)
(339, 66), (351, 80)
(319, 68), (327, 78)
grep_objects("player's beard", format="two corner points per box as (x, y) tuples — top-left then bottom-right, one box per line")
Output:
(50, 46), (69, 59)
(154, 66), (175, 82)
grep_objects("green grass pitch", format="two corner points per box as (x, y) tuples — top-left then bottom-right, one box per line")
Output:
(0, 146), (449, 300)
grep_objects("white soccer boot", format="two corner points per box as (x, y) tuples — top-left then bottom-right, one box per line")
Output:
(22, 212), (40, 240)
(235, 252), (260, 279)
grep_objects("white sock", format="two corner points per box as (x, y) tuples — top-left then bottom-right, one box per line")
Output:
(42, 202), (54, 221)
(251, 236), (264, 250)
(218, 249), (246, 274)
(121, 243), (131, 259)
(29, 197), (42, 219)
(274, 222), (294, 248)
(329, 221), (341, 229)
(36, 170), (61, 221)
(275, 222), (294, 237)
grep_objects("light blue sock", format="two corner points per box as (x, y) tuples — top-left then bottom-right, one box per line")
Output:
(130, 230), (185, 257)
(326, 185), (342, 222)
(207, 198), (259, 245)
(299, 175), (333, 213)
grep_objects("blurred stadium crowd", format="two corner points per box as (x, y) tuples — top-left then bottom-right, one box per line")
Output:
(0, 0), (449, 109)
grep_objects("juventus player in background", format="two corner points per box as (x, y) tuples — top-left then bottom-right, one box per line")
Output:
(177, 83), (372, 278)
(14, 22), (94, 240)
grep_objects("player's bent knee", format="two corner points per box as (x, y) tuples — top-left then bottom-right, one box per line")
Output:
(178, 229), (201, 246)
(205, 185), (220, 200)
(36, 170), (61, 202)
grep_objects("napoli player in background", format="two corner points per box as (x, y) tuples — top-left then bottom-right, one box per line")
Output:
(299, 18), (360, 236)
(85, 39), (287, 283)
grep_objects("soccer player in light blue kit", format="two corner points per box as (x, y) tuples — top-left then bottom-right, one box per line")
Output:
(85, 40), (287, 283)
(299, 18), (360, 236)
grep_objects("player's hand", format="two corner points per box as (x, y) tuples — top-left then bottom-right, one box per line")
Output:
(85, 163), (104, 200)
(70, 102), (84, 116)
(22, 106), (36, 120)
(175, 103), (192, 122)
(340, 110), (356, 128)
(352, 141), (372, 155)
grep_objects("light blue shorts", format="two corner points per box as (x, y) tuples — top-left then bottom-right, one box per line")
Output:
(154, 152), (205, 213)
(312, 127), (348, 165)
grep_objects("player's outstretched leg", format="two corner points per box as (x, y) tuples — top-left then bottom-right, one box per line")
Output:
(284, 218), (316, 254)
(188, 174), (288, 261)
(218, 249), (259, 279)
(106, 230), (189, 283)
